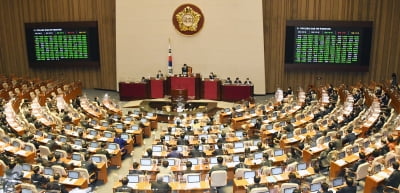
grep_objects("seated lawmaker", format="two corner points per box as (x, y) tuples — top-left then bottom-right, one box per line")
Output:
(234, 77), (242, 84)
(246, 176), (266, 192)
(115, 177), (133, 193)
(31, 166), (49, 189)
(209, 156), (228, 175)
(189, 144), (206, 157)
(151, 175), (172, 193)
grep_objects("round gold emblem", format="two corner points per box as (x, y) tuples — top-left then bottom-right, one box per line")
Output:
(172, 4), (204, 35)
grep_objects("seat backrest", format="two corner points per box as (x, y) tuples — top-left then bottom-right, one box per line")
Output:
(74, 168), (90, 184)
(93, 153), (108, 168)
(24, 142), (36, 153)
(155, 173), (173, 183)
(285, 162), (298, 172)
(355, 162), (370, 180)
(250, 187), (269, 193)
(51, 165), (67, 176)
(316, 136), (325, 145)
(311, 176), (327, 184)
(39, 145), (51, 159)
(260, 166), (271, 176)
(55, 149), (68, 159)
(21, 183), (38, 193)
(210, 170), (227, 187)
(235, 168), (251, 179)
(280, 183), (299, 193)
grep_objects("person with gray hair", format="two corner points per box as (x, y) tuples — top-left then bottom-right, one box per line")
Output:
(151, 175), (172, 193)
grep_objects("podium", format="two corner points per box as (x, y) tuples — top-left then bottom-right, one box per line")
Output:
(168, 76), (201, 99)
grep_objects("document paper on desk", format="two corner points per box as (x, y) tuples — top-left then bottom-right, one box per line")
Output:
(186, 183), (201, 189)
(335, 159), (347, 166)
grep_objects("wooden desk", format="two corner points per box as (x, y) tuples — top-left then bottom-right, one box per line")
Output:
(4, 145), (35, 163)
(233, 172), (290, 193)
(302, 145), (328, 163)
(169, 181), (211, 192)
(364, 168), (394, 193)
(113, 181), (210, 193)
(110, 149), (122, 168)
(60, 177), (88, 190)
(127, 129), (143, 146)
(95, 162), (108, 183)
(329, 154), (359, 179)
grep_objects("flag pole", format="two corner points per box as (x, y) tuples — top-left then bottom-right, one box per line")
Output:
(168, 38), (173, 76)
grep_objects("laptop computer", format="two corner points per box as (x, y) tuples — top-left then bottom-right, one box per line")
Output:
(131, 125), (139, 131)
(232, 155), (240, 163)
(266, 124), (273, 130)
(140, 158), (153, 170)
(283, 187), (296, 193)
(209, 157), (218, 165)
(185, 174), (201, 187)
(310, 182), (321, 193)
(104, 132), (113, 138)
(115, 123), (123, 129)
(21, 189), (33, 193)
(374, 164), (382, 174)
(152, 145), (163, 156)
(127, 174), (140, 183)
(352, 146), (359, 154)
(271, 167), (283, 175)
(235, 131), (244, 138)
(43, 167), (54, 176)
(22, 163), (31, 171)
(254, 152), (263, 160)
(243, 171), (256, 179)
(297, 162), (307, 171)
(187, 158), (199, 165)
(332, 177), (344, 187)
(338, 151), (346, 159)
(233, 142), (245, 153)
(68, 170), (80, 179)
(166, 158), (176, 166)
(92, 156), (102, 163)
(274, 149), (284, 156)
(72, 153), (82, 161)
(253, 139), (261, 146)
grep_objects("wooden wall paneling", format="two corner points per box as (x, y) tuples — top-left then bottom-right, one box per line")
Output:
(263, 0), (400, 93)
(0, 0), (116, 90)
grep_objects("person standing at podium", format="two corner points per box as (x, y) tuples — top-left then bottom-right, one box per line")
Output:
(156, 70), (164, 79)
(182, 64), (188, 77)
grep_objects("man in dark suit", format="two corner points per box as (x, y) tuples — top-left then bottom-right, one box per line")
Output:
(31, 166), (49, 189)
(342, 127), (357, 146)
(246, 176), (266, 192)
(212, 143), (225, 156)
(234, 155), (249, 173)
(95, 142), (112, 159)
(129, 161), (144, 175)
(176, 133), (189, 145)
(81, 154), (97, 177)
(336, 177), (357, 193)
(217, 132), (227, 143)
(189, 144), (206, 157)
(209, 156), (228, 175)
(260, 153), (273, 167)
(46, 173), (68, 193)
(151, 175), (172, 193)
(347, 152), (367, 175)
(319, 182), (333, 193)
(115, 177), (133, 193)
(385, 162), (400, 190)
(167, 145), (183, 159)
